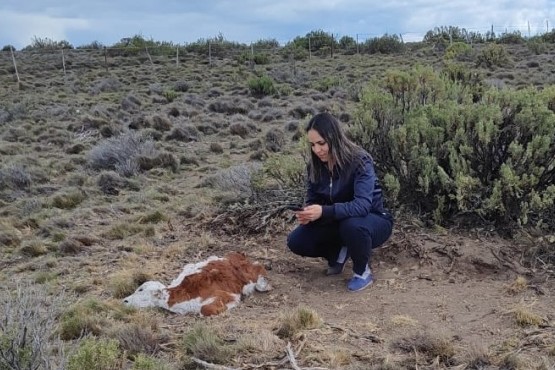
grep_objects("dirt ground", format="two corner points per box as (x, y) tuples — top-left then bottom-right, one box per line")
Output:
(131, 217), (555, 369)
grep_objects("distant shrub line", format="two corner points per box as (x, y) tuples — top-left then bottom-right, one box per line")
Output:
(6, 27), (555, 58)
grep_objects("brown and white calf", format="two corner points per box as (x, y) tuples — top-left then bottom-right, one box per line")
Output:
(123, 252), (270, 316)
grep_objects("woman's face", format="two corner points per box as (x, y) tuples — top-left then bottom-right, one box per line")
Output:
(307, 128), (329, 163)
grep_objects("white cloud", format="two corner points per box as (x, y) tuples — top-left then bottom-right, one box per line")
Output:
(1, 0), (554, 47)
(0, 10), (90, 47)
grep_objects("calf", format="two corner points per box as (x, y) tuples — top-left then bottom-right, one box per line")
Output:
(123, 252), (270, 316)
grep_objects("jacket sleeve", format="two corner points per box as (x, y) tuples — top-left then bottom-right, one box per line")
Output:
(321, 156), (376, 221)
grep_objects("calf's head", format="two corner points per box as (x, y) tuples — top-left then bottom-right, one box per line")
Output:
(123, 281), (167, 308)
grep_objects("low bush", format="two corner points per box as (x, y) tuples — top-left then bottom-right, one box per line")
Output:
(351, 66), (555, 232)
(67, 337), (123, 370)
(248, 75), (277, 97)
(444, 42), (472, 61)
(0, 283), (68, 369)
(87, 132), (159, 177)
(362, 34), (405, 54)
(476, 44), (511, 68)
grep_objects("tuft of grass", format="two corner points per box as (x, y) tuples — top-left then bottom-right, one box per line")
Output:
(209, 142), (224, 154)
(0, 227), (21, 248)
(34, 270), (58, 284)
(275, 305), (323, 339)
(507, 276), (528, 295)
(109, 323), (160, 356)
(108, 270), (152, 299)
(498, 353), (524, 370)
(323, 349), (352, 368)
(162, 90), (178, 102)
(511, 305), (544, 327)
(390, 314), (418, 327)
(138, 210), (166, 224)
(461, 343), (493, 369)
(393, 332), (456, 365)
(131, 353), (172, 370)
(181, 323), (234, 364)
(236, 329), (284, 353)
(58, 298), (111, 340)
(18, 239), (48, 257)
(59, 238), (85, 255)
(51, 190), (86, 209)
(103, 223), (145, 240)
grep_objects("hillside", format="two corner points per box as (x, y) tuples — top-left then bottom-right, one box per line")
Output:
(1, 43), (554, 369)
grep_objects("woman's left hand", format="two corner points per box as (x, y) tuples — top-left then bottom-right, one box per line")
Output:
(296, 205), (322, 225)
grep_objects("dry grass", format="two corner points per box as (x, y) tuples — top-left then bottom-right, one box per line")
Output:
(180, 323), (235, 365)
(510, 304), (544, 327)
(390, 314), (419, 327)
(274, 305), (323, 339)
(108, 269), (152, 299)
(507, 275), (528, 295)
(393, 332), (456, 366)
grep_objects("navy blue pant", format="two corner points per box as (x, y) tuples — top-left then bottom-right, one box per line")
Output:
(287, 212), (393, 275)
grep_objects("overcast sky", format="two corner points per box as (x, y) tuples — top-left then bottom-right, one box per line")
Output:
(1, 0), (554, 49)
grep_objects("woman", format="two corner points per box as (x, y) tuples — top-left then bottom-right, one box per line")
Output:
(287, 112), (393, 292)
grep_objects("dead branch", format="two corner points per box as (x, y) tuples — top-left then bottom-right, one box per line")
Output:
(191, 357), (238, 370)
(328, 324), (383, 343)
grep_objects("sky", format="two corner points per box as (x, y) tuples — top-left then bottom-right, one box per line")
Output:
(1, 0), (554, 49)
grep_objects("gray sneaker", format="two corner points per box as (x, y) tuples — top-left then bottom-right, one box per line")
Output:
(326, 261), (346, 276)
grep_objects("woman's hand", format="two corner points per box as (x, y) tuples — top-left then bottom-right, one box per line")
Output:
(296, 205), (323, 225)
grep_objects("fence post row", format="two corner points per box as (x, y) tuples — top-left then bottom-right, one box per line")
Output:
(10, 46), (21, 84)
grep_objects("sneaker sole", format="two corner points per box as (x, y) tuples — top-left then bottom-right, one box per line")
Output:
(347, 280), (373, 292)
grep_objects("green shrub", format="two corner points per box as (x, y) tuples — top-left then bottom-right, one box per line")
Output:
(68, 337), (122, 370)
(162, 90), (178, 102)
(315, 76), (342, 92)
(528, 40), (547, 55)
(237, 51), (270, 65)
(444, 42), (471, 61)
(132, 353), (171, 370)
(23, 36), (73, 50)
(351, 66), (555, 231)
(497, 31), (525, 44)
(248, 75), (277, 97)
(476, 44), (511, 68)
(51, 190), (86, 209)
(362, 34), (405, 54)
(59, 298), (110, 340)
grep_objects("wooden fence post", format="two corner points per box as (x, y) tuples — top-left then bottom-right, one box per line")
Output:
(176, 46), (179, 67)
(103, 47), (109, 73)
(61, 48), (66, 76)
(10, 46), (20, 86)
(145, 46), (154, 67)
(208, 41), (212, 67)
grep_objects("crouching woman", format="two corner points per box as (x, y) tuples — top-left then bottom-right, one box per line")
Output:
(287, 112), (394, 292)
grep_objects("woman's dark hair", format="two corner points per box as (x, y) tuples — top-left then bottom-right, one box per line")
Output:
(305, 112), (362, 182)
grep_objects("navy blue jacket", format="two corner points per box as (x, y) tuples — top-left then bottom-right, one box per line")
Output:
(306, 151), (387, 221)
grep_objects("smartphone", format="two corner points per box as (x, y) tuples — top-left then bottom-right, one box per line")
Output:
(285, 204), (304, 211)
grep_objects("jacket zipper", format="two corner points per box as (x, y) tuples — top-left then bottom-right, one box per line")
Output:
(329, 175), (333, 203)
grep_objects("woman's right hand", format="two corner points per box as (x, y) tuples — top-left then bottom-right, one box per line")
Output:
(296, 205), (322, 225)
